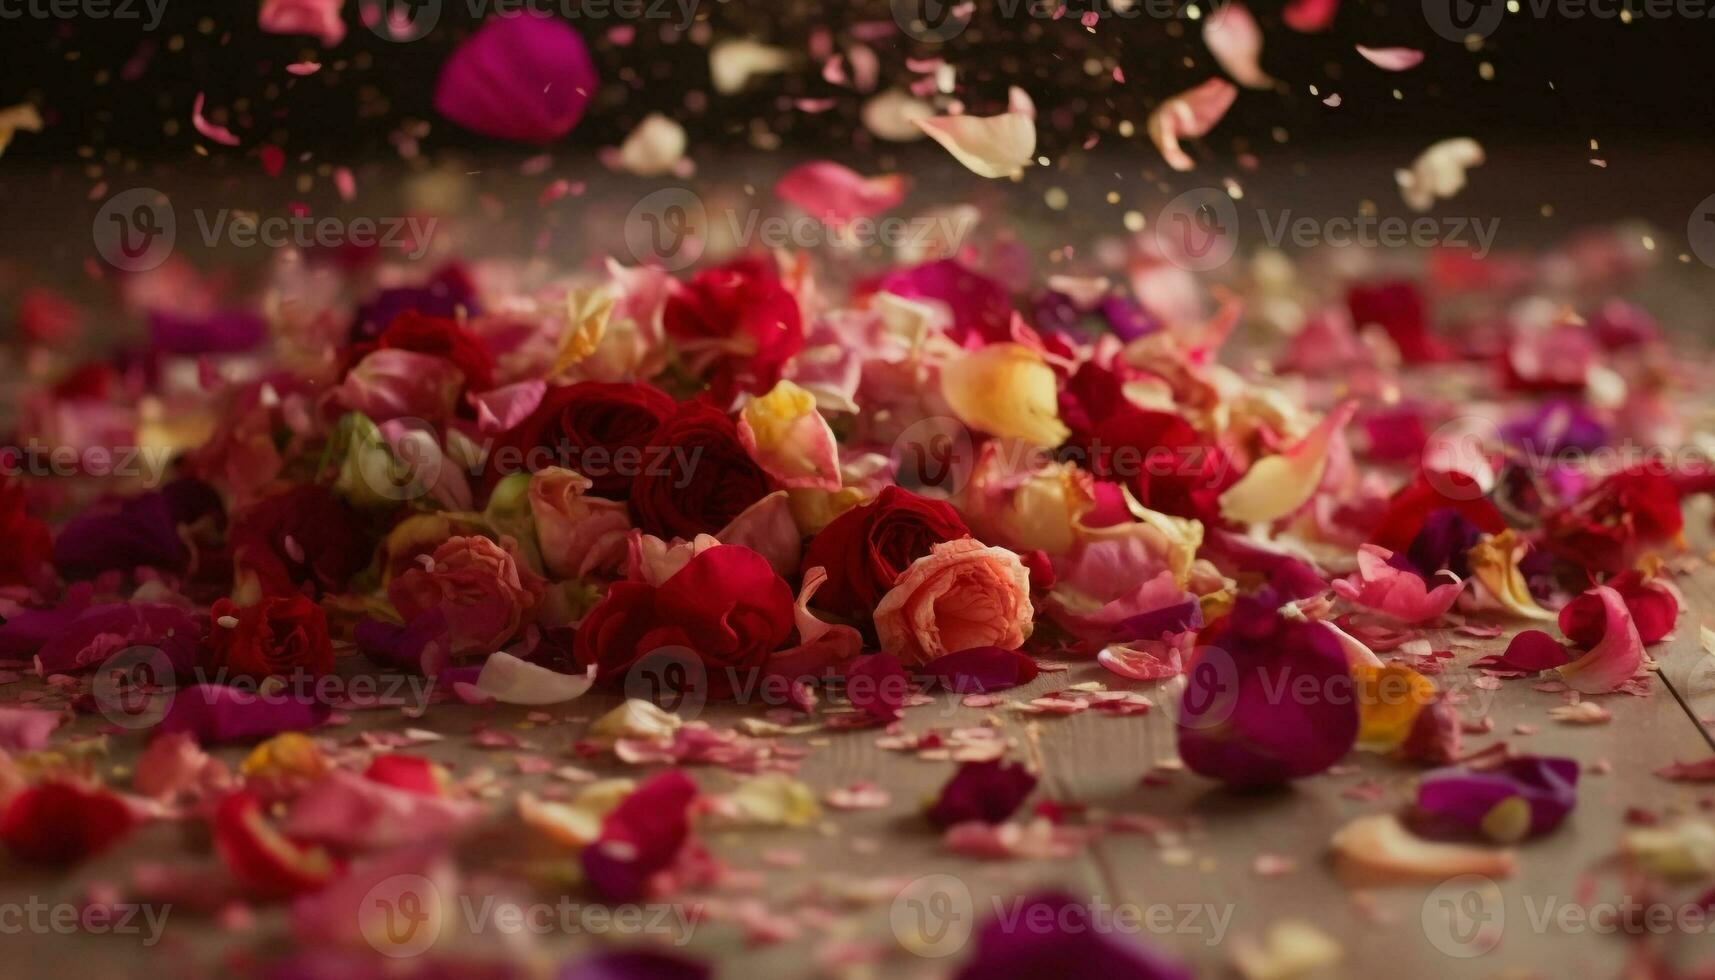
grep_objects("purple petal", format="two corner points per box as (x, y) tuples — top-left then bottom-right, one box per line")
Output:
(148, 309), (268, 355)
(926, 760), (1037, 829)
(434, 13), (598, 144)
(954, 892), (1193, 980)
(1415, 756), (1579, 840)
(53, 491), (189, 579)
(34, 602), (204, 676)
(155, 684), (332, 743)
(355, 610), (452, 676)
(1099, 294), (1159, 341)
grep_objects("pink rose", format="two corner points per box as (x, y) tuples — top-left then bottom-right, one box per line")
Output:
(872, 538), (1034, 665)
(528, 468), (631, 580)
(388, 536), (542, 657)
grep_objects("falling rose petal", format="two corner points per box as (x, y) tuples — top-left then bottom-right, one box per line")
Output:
(472, 653), (596, 705)
(258, 0), (346, 48)
(191, 92), (242, 147)
(1331, 814), (1517, 885)
(915, 106), (1037, 179)
(0, 707), (61, 752)
(1147, 77), (1238, 172)
(951, 891), (1193, 980)
(157, 685), (334, 744)
(611, 112), (686, 177)
(1558, 586), (1646, 694)
(1356, 45), (1425, 71)
(845, 652), (910, 724)
(1473, 630), (1572, 672)
(286, 62), (322, 76)
(1331, 544), (1466, 623)
(774, 161), (907, 224)
(433, 13), (598, 144)
(709, 38), (793, 94)
(1415, 756), (1579, 842)
(333, 166), (356, 201)
(0, 102), (45, 158)
(1283, 0), (1339, 32)
(1219, 400), (1356, 525)
(1397, 137), (1485, 212)
(0, 781), (136, 865)
(1203, 4), (1273, 90)
(861, 89), (933, 142)
(926, 760), (1037, 829)
(259, 144), (286, 178)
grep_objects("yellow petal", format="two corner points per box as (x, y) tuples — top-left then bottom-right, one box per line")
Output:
(1467, 530), (1556, 621)
(1354, 663), (1436, 751)
(939, 343), (1070, 447)
(552, 284), (612, 377)
(915, 109), (1036, 179)
(1219, 401), (1356, 525)
(1332, 814), (1517, 885)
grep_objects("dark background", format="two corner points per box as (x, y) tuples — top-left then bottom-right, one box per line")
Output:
(3, 0), (1712, 167)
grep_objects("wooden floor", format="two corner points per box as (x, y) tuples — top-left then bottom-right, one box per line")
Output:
(4, 512), (1713, 979)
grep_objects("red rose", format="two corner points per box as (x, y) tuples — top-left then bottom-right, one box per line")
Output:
(208, 594), (335, 681)
(229, 485), (374, 598)
(1368, 469), (1508, 554)
(800, 486), (970, 620)
(1089, 408), (1236, 524)
(494, 381), (677, 498)
(0, 477), (52, 588)
(629, 400), (773, 539)
(1545, 467), (1683, 576)
(574, 545), (795, 698)
(377, 310), (496, 391)
(663, 256), (804, 399)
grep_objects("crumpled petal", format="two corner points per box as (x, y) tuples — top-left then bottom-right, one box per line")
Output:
(1332, 813), (1517, 885)
(1331, 544), (1465, 623)
(466, 653), (596, 705)
(1557, 585), (1646, 693)
(1473, 629), (1571, 673)
(1147, 78), (1238, 172)
(1467, 530), (1556, 621)
(1397, 137), (1484, 212)
(611, 112), (687, 177)
(737, 380), (842, 490)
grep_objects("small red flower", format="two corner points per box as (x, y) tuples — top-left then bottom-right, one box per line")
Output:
(628, 401), (774, 539)
(1545, 468), (1683, 576)
(663, 256), (804, 399)
(208, 594), (336, 682)
(493, 380), (677, 498)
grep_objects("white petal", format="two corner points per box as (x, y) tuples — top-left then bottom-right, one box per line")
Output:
(915, 109), (1036, 179)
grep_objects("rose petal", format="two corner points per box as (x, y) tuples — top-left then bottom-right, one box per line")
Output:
(1203, 4), (1273, 89)
(1557, 585), (1646, 693)
(1147, 78), (1238, 172)
(915, 104), (1037, 180)
(1356, 45), (1424, 71)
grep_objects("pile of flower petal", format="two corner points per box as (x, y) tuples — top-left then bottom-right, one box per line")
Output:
(1, 217), (1709, 974)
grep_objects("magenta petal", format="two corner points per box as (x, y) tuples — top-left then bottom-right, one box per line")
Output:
(925, 759), (1037, 829)
(919, 646), (1040, 693)
(34, 602), (204, 677)
(433, 13), (598, 144)
(1415, 756), (1579, 840)
(845, 652), (909, 723)
(156, 684), (332, 743)
(582, 769), (698, 902)
(954, 891), (1193, 980)
(1176, 595), (1359, 786)
(1474, 629), (1573, 673)
(0, 707), (62, 751)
